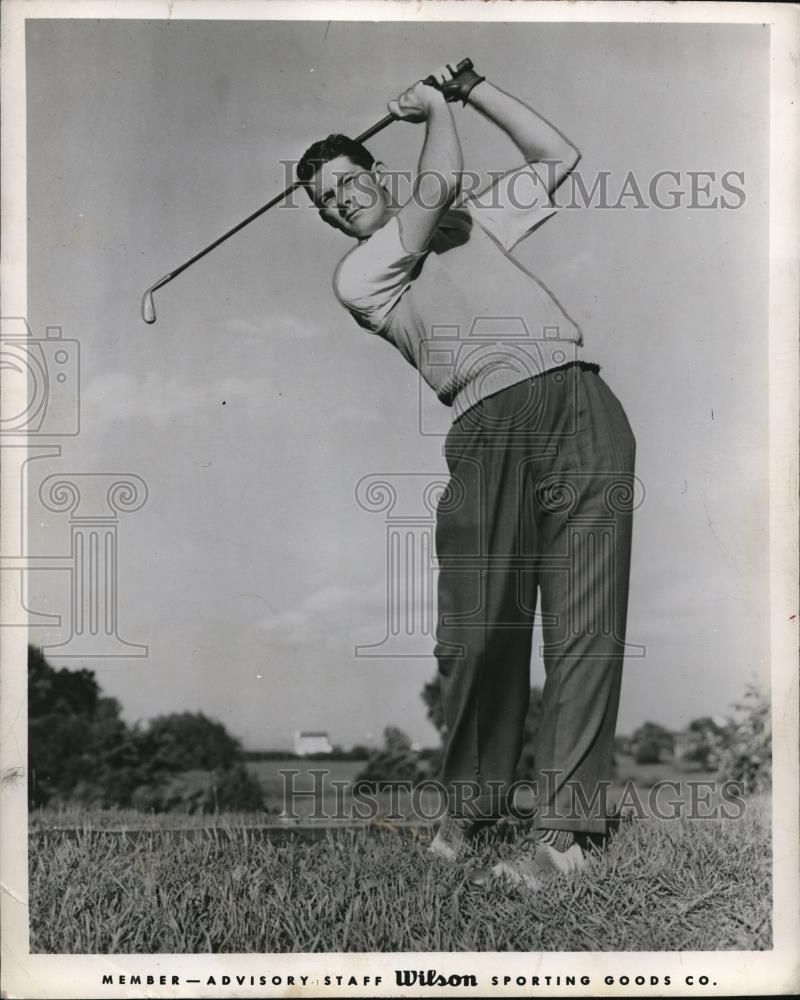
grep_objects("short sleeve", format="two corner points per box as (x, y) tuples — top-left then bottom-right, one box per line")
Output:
(465, 162), (558, 253)
(333, 216), (425, 333)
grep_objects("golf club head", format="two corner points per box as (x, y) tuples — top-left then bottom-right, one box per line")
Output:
(142, 272), (173, 324)
(141, 288), (157, 325)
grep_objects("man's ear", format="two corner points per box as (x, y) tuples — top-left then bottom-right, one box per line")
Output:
(373, 160), (390, 191)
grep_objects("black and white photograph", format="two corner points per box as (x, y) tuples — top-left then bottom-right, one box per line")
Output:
(1, 2), (798, 997)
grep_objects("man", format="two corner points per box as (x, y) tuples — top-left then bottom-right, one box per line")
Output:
(296, 62), (636, 889)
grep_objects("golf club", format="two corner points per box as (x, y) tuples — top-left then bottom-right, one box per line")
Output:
(140, 58), (474, 324)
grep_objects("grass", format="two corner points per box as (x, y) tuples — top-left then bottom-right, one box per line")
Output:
(29, 794), (771, 953)
(28, 808), (279, 832)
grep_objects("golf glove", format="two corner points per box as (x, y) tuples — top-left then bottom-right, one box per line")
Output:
(425, 61), (486, 106)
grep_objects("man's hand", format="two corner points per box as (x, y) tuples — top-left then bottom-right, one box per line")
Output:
(425, 61), (486, 106)
(388, 81), (447, 123)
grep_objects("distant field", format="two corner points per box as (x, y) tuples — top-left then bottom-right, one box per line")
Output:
(28, 754), (722, 832)
(246, 757), (440, 820)
(29, 792), (771, 953)
(246, 757), (365, 815)
(243, 754), (720, 821)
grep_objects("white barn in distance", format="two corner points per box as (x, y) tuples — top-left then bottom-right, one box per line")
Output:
(294, 730), (333, 756)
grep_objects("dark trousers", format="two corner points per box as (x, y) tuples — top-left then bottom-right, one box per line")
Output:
(434, 363), (636, 834)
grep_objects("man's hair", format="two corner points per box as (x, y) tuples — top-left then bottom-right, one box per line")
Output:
(296, 134), (375, 190)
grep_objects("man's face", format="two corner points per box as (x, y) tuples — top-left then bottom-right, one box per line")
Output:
(309, 154), (391, 239)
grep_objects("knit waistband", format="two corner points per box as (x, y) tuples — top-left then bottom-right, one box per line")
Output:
(451, 357), (601, 422)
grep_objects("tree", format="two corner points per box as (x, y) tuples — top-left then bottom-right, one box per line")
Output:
(630, 721), (675, 764)
(28, 645), (131, 806)
(69, 696), (146, 808)
(28, 644), (99, 716)
(136, 712), (244, 778)
(682, 715), (732, 770)
(357, 726), (432, 787)
(28, 646), (264, 812)
(130, 711), (265, 813)
(716, 685), (771, 793)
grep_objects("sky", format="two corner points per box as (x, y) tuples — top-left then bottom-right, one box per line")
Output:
(22, 17), (770, 749)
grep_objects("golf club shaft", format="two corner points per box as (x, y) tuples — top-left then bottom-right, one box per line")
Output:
(140, 113), (395, 324)
(141, 59), (472, 324)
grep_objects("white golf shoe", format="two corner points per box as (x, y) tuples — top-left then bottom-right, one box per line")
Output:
(469, 831), (588, 890)
(427, 814), (478, 862)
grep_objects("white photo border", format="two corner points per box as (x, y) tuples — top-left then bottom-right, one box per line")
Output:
(1, 1), (797, 997)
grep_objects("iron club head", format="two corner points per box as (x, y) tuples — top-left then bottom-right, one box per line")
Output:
(141, 287), (158, 325)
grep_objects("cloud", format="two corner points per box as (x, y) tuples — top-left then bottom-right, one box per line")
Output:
(257, 580), (386, 645)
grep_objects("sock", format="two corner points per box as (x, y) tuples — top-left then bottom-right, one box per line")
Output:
(536, 828), (576, 853)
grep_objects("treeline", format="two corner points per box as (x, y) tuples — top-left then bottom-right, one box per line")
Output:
(356, 678), (771, 795)
(614, 689), (771, 792)
(28, 643), (771, 814)
(28, 646), (264, 813)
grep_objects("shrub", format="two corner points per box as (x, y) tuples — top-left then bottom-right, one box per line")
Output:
(715, 685), (771, 793)
(629, 721), (674, 764)
(681, 715), (733, 771)
(634, 737), (666, 765)
(136, 712), (244, 777)
(28, 646), (265, 813)
(356, 727), (433, 787)
(131, 765), (265, 814)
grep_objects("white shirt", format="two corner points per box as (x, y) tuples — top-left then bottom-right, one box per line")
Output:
(333, 163), (583, 420)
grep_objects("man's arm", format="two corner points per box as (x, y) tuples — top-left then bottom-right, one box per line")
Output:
(467, 80), (580, 196)
(388, 82), (463, 254)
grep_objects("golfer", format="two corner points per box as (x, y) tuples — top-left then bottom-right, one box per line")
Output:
(296, 62), (636, 889)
